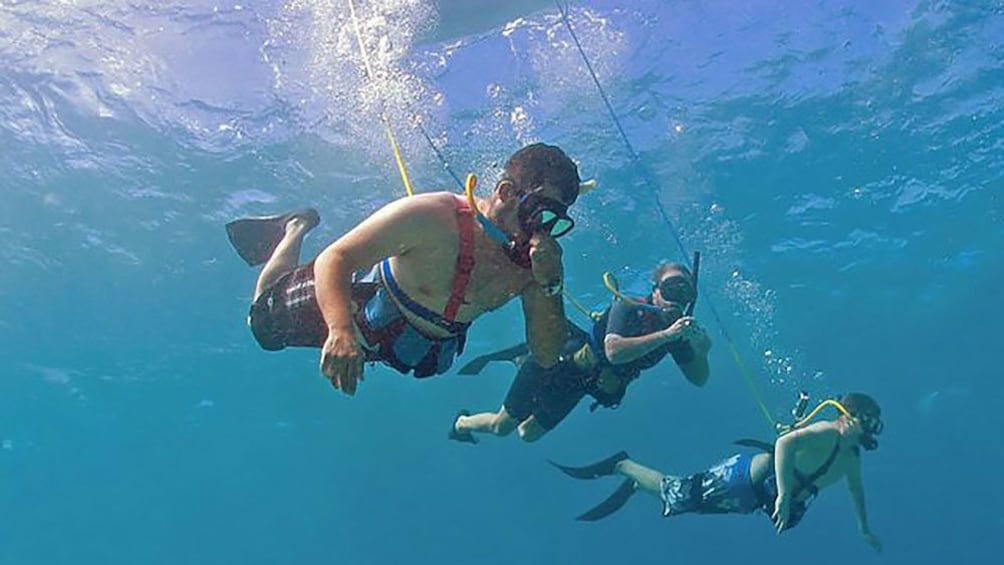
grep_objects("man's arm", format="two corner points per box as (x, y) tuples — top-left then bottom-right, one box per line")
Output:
(521, 283), (566, 368)
(847, 456), (882, 552)
(604, 331), (676, 365)
(313, 193), (449, 393)
(675, 319), (711, 386)
(604, 315), (707, 368)
(676, 352), (710, 387)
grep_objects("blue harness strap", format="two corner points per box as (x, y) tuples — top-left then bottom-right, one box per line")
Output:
(379, 259), (470, 335)
(350, 197), (475, 378)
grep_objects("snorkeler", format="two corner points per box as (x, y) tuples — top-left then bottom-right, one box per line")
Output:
(225, 143), (581, 395)
(552, 392), (884, 553)
(449, 261), (711, 443)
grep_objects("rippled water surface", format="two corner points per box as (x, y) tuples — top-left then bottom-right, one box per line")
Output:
(1, 1), (1001, 563)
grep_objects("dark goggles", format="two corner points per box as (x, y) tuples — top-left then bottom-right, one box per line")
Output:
(656, 275), (696, 305)
(517, 191), (575, 238)
(858, 413), (884, 437)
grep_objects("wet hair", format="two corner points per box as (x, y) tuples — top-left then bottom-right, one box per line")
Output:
(502, 143), (581, 205)
(651, 262), (694, 286)
(840, 392), (881, 418)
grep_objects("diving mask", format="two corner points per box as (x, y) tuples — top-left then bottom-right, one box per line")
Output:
(517, 190), (575, 238)
(656, 274), (696, 306)
(856, 412), (883, 451)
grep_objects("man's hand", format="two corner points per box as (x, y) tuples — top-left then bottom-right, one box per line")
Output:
(320, 327), (365, 395)
(662, 316), (710, 349)
(528, 233), (563, 293)
(861, 530), (883, 553)
(679, 318), (712, 353)
(772, 494), (792, 533)
(661, 317), (688, 343)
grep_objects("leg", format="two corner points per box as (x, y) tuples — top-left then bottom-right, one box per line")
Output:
(454, 407), (519, 437)
(254, 216), (315, 301)
(516, 415), (549, 442)
(615, 459), (665, 498)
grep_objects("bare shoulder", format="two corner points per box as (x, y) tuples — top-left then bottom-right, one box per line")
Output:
(357, 192), (463, 238)
(400, 191), (461, 214)
(372, 191), (456, 217)
(789, 420), (841, 447)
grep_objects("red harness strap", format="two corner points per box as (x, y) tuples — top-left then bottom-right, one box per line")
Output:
(443, 196), (476, 322)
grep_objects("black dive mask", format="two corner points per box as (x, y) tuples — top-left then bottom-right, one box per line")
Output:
(857, 412), (883, 451)
(517, 191), (574, 238)
(655, 275), (696, 308)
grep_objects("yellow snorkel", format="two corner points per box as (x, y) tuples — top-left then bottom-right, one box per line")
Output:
(464, 173), (479, 210)
(464, 173), (517, 249)
(777, 398), (854, 435)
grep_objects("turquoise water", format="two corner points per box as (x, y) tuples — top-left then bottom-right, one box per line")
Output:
(2, 0), (1001, 563)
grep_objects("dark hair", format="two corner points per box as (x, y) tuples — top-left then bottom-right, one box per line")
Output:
(840, 392), (881, 418)
(502, 143), (581, 205)
(651, 262), (694, 285)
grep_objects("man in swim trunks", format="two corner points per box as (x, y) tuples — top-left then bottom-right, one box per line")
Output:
(449, 261), (711, 443)
(552, 392), (884, 552)
(225, 143), (581, 395)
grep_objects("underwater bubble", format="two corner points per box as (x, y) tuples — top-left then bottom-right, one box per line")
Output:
(636, 104), (656, 121)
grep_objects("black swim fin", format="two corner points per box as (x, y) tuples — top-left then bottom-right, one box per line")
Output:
(734, 438), (775, 454)
(456, 343), (530, 375)
(576, 478), (637, 521)
(225, 208), (320, 267)
(549, 451), (629, 480)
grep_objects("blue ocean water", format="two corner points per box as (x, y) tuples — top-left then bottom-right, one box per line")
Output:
(1, 0), (1001, 563)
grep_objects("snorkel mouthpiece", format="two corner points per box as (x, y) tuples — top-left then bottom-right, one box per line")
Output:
(860, 434), (879, 451)
(857, 412), (883, 451)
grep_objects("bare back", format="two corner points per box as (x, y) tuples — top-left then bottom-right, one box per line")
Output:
(750, 420), (860, 503)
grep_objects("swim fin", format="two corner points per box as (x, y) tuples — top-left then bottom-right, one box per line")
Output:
(576, 479), (637, 521)
(734, 438), (775, 454)
(549, 451), (629, 480)
(456, 343), (530, 375)
(225, 208), (320, 267)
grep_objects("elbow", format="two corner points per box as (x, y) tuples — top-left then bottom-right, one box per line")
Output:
(604, 340), (626, 365)
(534, 347), (561, 368)
(529, 322), (566, 368)
(684, 362), (710, 387)
(528, 336), (562, 368)
(688, 372), (709, 388)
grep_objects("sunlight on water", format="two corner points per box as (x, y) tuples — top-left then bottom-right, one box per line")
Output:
(266, 0), (439, 169)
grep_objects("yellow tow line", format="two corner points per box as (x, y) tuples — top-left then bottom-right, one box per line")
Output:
(347, 0), (415, 197)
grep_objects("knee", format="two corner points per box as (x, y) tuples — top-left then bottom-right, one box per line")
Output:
(490, 414), (517, 436)
(517, 422), (547, 443)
